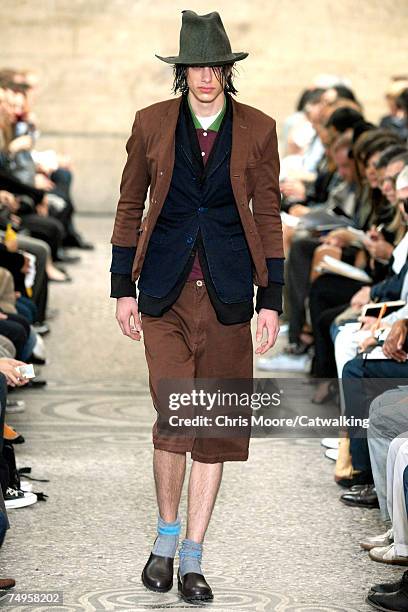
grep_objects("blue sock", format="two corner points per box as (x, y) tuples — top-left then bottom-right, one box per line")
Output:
(178, 538), (203, 576)
(152, 514), (181, 558)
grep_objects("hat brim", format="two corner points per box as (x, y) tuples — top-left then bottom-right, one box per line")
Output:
(155, 52), (248, 66)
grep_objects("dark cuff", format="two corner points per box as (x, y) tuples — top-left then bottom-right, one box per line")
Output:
(266, 257), (285, 284)
(110, 273), (137, 298)
(370, 283), (381, 301)
(110, 245), (136, 275)
(255, 282), (283, 315)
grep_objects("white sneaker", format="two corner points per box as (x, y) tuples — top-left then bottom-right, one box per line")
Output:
(32, 332), (46, 360)
(257, 353), (311, 372)
(369, 543), (408, 565)
(5, 400), (25, 414)
(360, 528), (393, 551)
(325, 448), (338, 461)
(4, 488), (37, 509)
(19, 480), (33, 493)
(321, 437), (340, 449)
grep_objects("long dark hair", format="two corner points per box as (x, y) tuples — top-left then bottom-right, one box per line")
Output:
(172, 64), (238, 96)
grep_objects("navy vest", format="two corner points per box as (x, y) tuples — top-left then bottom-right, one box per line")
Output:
(137, 96), (254, 303)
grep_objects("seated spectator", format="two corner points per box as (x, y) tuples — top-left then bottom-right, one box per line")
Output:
(380, 77), (408, 136)
(341, 319), (408, 496)
(309, 158), (408, 400)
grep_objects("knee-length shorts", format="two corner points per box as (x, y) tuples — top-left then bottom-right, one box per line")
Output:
(141, 279), (253, 463)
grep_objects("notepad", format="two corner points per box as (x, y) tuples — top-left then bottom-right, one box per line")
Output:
(362, 300), (406, 318)
(316, 255), (372, 283)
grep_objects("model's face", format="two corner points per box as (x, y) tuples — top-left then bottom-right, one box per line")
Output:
(186, 66), (227, 105)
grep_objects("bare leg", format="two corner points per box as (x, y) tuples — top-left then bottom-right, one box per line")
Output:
(153, 448), (186, 521)
(186, 460), (223, 543)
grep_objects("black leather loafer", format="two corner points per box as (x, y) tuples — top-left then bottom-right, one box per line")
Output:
(370, 577), (404, 595)
(141, 553), (173, 592)
(366, 584), (408, 610)
(370, 570), (408, 595)
(340, 485), (379, 508)
(177, 569), (213, 603)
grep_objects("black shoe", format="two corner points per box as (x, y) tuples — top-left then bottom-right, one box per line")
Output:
(28, 354), (47, 366)
(76, 240), (94, 250)
(63, 233), (94, 250)
(340, 485), (379, 508)
(141, 553), (173, 593)
(55, 250), (81, 264)
(367, 581), (408, 610)
(370, 571), (407, 594)
(350, 484), (369, 492)
(26, 378), (47, 389)
(177, 569), (213, 603)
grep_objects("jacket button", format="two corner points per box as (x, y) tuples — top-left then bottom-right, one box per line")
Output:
(186, 236), (193, 244)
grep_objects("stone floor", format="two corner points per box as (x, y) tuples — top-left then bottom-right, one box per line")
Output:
(0, 215), (403, 611)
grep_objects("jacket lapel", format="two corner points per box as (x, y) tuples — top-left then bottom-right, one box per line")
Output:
(177, 97), (203, 178)
(205, 99), (232, 181)
(230, 98), (250, 176)
(154, 97), (183, 203)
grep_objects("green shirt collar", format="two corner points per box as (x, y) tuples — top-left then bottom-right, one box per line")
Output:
(187, 95), (226, 132)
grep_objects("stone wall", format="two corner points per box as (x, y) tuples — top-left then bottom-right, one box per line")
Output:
(2, 0), (408, 212)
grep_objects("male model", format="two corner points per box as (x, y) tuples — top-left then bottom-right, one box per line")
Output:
(110, 10), (284, 603)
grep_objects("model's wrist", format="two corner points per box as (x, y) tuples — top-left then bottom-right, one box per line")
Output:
(258, 308), (279, 316)
(117, 296), (137, 302)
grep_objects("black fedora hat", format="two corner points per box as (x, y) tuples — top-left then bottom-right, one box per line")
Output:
(155, 10), (248, 67)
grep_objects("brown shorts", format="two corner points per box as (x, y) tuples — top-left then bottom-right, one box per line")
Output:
(141, 279), (253, 463)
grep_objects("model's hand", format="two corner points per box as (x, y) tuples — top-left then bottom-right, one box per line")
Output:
(255, 309), (280, 355)
(116, 297), (142, 341)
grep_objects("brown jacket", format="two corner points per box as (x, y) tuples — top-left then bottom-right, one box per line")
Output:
(110, 95), (284, 287)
